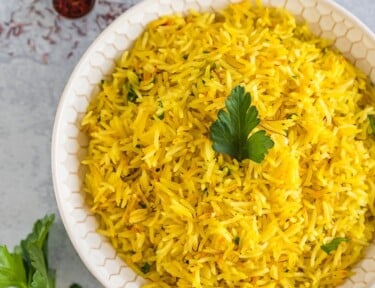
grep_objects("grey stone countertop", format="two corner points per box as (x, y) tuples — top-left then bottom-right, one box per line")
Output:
(0, 0), (374, 287)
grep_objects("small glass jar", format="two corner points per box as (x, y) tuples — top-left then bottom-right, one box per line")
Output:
(53, 0), (96, 19)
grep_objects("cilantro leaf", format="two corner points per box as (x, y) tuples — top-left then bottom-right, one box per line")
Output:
(0, 245), (28, 288)
(369, 115), (375, 135)
(210, 85), (274, 162)
(321, 237), (349, 254)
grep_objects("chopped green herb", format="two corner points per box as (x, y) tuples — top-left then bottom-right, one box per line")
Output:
(141, 262), (151, 274)
(369, 115), (375, 135)
(321, 237), (349, 254)
(209, 85), (274, 163)
(139, 201), (147, 209)
(156, 101), (164, 120)
(127, 86), (137, 103)
(122, 82), (138, 103)
(234, 236), (240, 245)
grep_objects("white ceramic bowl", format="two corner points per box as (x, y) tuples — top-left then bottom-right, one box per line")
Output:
(52, 0), (375, 287)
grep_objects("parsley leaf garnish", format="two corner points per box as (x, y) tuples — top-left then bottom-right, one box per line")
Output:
(0, 214), (55, 288)
(1, 214), (82, 287)
(209, 85), (274, 163)
(369, 115), (375, 135)
(321, 237), (350, 254)
(0, 245), (27, 288)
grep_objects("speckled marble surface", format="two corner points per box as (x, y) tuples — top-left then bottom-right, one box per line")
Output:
(0, 0), (374, 287)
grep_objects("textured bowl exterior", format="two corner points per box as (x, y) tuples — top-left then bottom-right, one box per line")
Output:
(51, 0), (375, 287)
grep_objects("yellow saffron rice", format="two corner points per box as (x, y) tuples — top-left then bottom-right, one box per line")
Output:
(81, 1), (375, 287)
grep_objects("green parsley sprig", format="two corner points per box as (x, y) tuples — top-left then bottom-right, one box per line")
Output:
(0, 214), (84, 288)
(209, 85), (274, 163)
(0, 214), (55, 288)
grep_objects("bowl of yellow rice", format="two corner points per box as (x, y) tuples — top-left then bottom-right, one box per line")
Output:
(52, 0), (375, 287)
